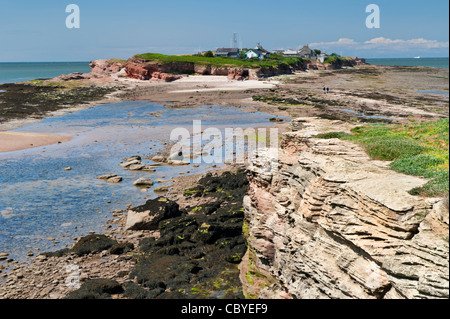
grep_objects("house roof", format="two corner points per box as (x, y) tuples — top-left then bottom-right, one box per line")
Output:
(283, 50), (299, 55)
(255, 46), (270, 54)
(299, 45), (313, 55)
(216, 48), (240, 53)
(246, 49), (263, 55)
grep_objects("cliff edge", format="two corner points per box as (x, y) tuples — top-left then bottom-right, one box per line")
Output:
(241, 118), (449, 299)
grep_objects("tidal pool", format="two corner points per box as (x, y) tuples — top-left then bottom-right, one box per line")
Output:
(0, 101), (280, 262)
(416, 89), (449, 96)
(338, 108), (393, 121)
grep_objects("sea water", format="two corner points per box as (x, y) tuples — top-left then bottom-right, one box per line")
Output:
(366, 58), (449, 69)
(0, 62), (91, 84)
(0, 101), (282, 263)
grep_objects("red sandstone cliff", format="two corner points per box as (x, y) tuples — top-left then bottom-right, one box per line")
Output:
(81, 55), (364, 83)
(123, 56), (308, 82)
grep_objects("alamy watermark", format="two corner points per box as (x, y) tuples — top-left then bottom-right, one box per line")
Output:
(64, 4), (380, 30)
(66, 4), (80, 29)
(65, 264), (81, 289)
(366, 4), (380, 29)
(169, 121), (280, 173)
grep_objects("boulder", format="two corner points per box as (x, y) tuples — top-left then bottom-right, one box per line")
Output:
(107, 176), (123, 183)
(126, 156), (142, 162)
(129, 164), (146, 171)
(125, 197), (182, 231)
(109, 242), (134, 255)
(151, 156), (165, 163)
(71, 234), (118, 256)
(133, 178), (154, 187)
(96, 174), (118, 180)
(167, 160), (190, 166)
(53, 72), (88, 81)
(154, 186), (169, 193)
(66, 279), (124, 299)
(120, 160), (141, 168)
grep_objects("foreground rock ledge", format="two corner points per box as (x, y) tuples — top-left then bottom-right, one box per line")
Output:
(241, 117), (449, 299)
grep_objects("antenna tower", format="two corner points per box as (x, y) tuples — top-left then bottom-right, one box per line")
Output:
(233, 33), (238, 48)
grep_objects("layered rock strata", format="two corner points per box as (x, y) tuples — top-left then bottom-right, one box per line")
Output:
(241, 118), (449, 299)
(124, 57), (307, 82)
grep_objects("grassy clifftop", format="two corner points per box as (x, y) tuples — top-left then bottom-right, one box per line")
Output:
(316, 118), (449, 197)
(133, 53), (306, 69)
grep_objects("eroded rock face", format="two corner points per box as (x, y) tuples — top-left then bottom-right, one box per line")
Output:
(241, 118), (449, 299)
(90, 60), (123, 75)
(124, 60), (184, 82)
(123, 56), (307, 82)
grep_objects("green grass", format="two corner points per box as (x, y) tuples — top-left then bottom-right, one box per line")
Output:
(316, 118), (449, 197)
(134, 53), (305, 70)
(315, 131), (352, 140)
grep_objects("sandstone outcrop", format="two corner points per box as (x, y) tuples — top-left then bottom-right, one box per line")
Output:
(241, 117), (449, 299)
(123, 56), (308, 82)
(124, 61), (183, 82)
(90, 59), (124, 75)
(57, 54), (361, 84)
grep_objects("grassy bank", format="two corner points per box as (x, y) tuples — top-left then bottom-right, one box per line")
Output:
(316, 118), (449, 197)
(134, 53), (305, 69)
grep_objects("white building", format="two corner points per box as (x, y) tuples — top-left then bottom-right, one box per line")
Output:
(245, 49), (264, 60)
(282, 49), (300, 57)
(244, 44), (271, 60)
(317, 53), (327, 63)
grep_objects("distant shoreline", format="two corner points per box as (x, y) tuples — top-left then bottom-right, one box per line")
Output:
(366, 57), (449, 68)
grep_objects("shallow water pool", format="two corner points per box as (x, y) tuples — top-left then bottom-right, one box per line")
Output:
(0, 101), (279, 262)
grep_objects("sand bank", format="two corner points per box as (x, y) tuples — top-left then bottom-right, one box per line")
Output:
(0, 132), (72, 153)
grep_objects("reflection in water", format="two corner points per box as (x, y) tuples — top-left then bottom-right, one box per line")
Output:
(0, 101), (276, 262)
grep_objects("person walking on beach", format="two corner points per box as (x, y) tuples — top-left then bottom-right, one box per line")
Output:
(323, 87), (326, 94)
(326, 87), (330, 94)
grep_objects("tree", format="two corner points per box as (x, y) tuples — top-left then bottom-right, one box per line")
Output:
(204, 51), (214, 58)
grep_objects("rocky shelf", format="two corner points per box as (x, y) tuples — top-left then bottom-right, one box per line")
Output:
(241, 117), (449, 299)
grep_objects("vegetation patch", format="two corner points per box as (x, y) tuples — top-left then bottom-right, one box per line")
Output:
(316, 118), (449, 197)
(134, 53), (305, 70)
(314, 131), (352, 139)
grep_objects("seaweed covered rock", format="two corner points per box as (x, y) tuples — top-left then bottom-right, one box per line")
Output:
(125, 197), (183, 231)
(109, 242), (135, 255)
(41, 234), (118, 258)
(71, 234), (118, 256)
(184, 171), (249, 200)
(66, 279), (124, 299)
(126, 170), (249, 299)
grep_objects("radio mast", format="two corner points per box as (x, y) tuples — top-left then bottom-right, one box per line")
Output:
(233, 33), (239, 48)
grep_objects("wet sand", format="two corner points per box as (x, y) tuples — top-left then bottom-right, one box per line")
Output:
(0, 132), (72, 153)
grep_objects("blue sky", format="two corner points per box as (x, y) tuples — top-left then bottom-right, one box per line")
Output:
(0, 0), (448, 61)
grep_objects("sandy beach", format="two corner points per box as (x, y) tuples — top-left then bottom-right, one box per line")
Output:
(0, 132), (72, 153)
